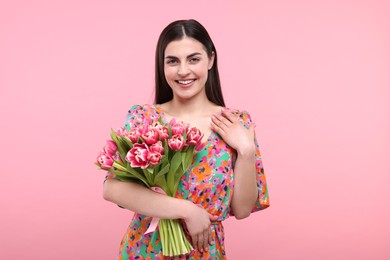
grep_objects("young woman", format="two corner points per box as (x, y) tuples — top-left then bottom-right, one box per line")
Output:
(103, 19), (269, 259)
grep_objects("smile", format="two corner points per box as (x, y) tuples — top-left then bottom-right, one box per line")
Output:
(176, 80), (195, 85)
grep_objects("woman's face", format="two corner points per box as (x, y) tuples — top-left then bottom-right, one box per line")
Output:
(164, 37), (214, 101)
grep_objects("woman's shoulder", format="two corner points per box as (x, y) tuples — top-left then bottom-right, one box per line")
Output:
(124, 103), (160, 129)
(126, 103), (159, 113)
(225, 106), (253, 128)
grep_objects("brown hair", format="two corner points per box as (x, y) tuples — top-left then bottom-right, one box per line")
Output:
(154, 19), (225, 106)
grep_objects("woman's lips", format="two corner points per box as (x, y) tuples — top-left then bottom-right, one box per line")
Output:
(175, 79), (196, 88)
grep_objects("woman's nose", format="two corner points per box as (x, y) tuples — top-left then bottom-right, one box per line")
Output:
(177, 63), (190, 76)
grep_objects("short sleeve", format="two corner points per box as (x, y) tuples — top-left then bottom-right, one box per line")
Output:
(123, 104), (158, 130)
(238, 110), (270, 212)
(105, 104), (159, 182)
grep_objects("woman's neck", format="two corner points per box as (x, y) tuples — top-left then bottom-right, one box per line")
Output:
(163, 97), (219, 118)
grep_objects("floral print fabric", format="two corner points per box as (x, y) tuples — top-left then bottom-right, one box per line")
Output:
(106, 104), (269, 259)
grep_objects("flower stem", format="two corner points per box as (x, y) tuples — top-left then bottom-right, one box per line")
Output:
(159, 219), (192, 256)
(112, 161), (127, 171)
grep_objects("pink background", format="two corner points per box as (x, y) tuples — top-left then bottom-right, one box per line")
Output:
(1, 1), (389, 259)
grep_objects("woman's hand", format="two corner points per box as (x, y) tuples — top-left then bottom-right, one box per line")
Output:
(210, 108), (256, 155)
(182, 202), (218, 252)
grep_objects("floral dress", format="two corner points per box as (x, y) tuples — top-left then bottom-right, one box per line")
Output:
(106, 104), (269, 259)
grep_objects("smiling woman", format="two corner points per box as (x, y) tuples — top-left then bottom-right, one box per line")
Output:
(101, 19), (269, 259)
(163, 37), (215, 100)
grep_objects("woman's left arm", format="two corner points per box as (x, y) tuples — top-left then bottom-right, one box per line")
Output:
(210, 108), (259, 219)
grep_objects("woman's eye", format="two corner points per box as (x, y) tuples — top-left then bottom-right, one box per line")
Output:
(189, 57), (200, 63)
(166, 59), (178, 65)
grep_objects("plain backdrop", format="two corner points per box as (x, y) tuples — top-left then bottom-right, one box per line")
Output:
(1, 0), (389, 259)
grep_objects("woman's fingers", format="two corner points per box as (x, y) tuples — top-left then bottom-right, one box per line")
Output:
(192, 234), (198, 250)
(183, 205), (219, 252)
(191, 227), (214, 252)
(208, 227), (213, 246)
(196, 228), (212, 252)
(212, 113), (231, 130)
(197, 232), (204, 252)
(221, 108), (236, 123)
(203, 229), (209, 251)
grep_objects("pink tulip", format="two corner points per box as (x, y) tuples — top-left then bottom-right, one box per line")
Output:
(151, 121), (163, 129)
(169, 118), (187, 135)
(97, 152), (114, 170)
(150, 122), (169, 140)
(149, 141), (164, 154)
(186, 127), (204, 145)
(103, 140), (117, 156)
(123, 129), (140, 143)
(149, 152), (162, 166)
(141, 128), (159, 145)
(168, 134), (185, 151)
(158, 126), (169, 140)
(160, 128), (169, 140)
(126, 143), (150, 169)
(115, 127), (125, 136)
(195, 141), (206, 151)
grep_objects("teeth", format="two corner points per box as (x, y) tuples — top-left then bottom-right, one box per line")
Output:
(177, 80), (194, 85)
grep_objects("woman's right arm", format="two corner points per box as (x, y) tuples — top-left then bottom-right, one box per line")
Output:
(103, 178), (190, 219)
(103, 179), (217, 251)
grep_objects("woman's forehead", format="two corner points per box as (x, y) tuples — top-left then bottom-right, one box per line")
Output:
(164, 37), (207, 56)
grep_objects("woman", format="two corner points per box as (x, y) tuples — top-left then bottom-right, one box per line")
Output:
(103, 19), (270, 259)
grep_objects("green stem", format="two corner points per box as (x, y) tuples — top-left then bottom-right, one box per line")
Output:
(159, 218), (193, 256)
(159, 220), (166, 255)
(174, 219), (186, 253)
(169, 220), (178, 255)
(112, 161), (127, 171)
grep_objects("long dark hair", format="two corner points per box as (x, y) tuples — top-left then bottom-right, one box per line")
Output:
(154, 19), (225, 106)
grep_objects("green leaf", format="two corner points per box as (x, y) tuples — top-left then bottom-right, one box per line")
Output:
(153, 175), (168, 193)
(116, 175), (140, 182)
(168, 124), (172, 137)
(108, 168), (127, 176)
(121, 136), (133, 149)
(113, 161), (127, 171)
(147, 167), (155, 174)
(158, 116), (164, 125)
(143, 168), (154, 185)
(181, 152), (186, 168)
(170, 152), (182, 176)
(108, 169), (135, 179)
(173, 178), (182, 195)
(109, 131), (129, 162)
(153, 163), (160, 174)
(125, 164), (150, 187)
(166, 172), (174, 197)
(110, 128), (118, 140)
(156, 162), (170, 178)
(184, 147), (195, 170)
(118, 136), (130, 150)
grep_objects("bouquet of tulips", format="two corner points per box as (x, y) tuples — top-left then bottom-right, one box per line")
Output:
(96, 117), (204, 256)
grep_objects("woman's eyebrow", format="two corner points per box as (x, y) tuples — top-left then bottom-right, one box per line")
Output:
(187, 52), (202, 58)
(164, 52), (202, 59)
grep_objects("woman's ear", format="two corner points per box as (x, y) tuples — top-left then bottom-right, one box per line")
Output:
(208, 51), (215, 70)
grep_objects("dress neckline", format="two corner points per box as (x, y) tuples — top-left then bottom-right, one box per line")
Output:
(153, 104), (216, 146)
